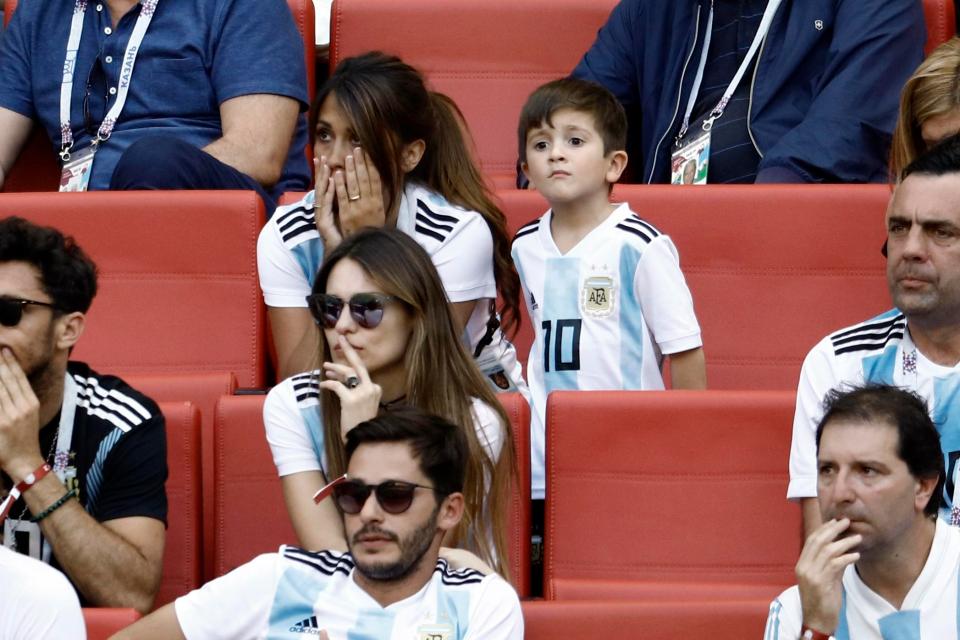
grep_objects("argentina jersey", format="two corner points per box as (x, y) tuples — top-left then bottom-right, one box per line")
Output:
(790, 310), (960, 519)
(512, 203), (702, 499)
(174, 548), (523, 639)
(258, 191), (325, 309)
(263, 371), (331, 479)
(765, 520), (960, 640)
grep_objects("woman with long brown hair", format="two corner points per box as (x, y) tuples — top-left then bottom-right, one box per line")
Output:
(264, 227), (516, 575)
(259, 52), (524, 398)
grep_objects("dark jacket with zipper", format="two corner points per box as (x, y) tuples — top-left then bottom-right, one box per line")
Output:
(572, 0), (926, 184)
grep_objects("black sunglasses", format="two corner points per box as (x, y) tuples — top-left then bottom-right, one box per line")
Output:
(306, 292), (398, 329)
(0, 298), (57, 327)
(313, 474), (438, 515)
(83, 54), (109, 137)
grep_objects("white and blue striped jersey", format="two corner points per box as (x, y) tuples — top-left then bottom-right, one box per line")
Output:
(511, 204), (702, 499)
(257, 182), (525, 392)
(174, 547), (523, 640)
(789, 310), (960, 520)
(764, 519), (960, 640)
(263, 372), (504, 564)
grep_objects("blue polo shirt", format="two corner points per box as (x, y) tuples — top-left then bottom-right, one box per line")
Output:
(0, 0), (310, 192)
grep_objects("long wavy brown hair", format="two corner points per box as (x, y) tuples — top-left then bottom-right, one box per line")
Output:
(310, 51), (522, 338)
(890, 37), (960, 182)
(313, 227), (516, 576)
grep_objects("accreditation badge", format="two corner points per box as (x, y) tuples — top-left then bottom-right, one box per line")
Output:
(670, 130), (710, 185)
(582, 275), (615, 317)
(59, 145), (97, 192)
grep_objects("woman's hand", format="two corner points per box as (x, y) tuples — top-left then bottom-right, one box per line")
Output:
(333, 148), (386, 236)
(318, 336), (382, 442)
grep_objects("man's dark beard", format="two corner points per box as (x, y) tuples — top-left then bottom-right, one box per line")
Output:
(351, 507), (439, 582)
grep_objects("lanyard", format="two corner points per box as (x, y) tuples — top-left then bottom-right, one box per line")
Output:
(677, 0), (782, 141)
(59, 0), (160, 161)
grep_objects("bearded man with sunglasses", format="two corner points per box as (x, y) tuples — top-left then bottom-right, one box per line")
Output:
(0, 216), (166, 614)
(117, 408), (523, 640)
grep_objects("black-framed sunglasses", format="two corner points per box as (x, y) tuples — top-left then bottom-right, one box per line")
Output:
(306, 292), (398, 329)
(313, 474), (439, 515)
(83, 54), (109, 137)
(0, 298), (57, 327)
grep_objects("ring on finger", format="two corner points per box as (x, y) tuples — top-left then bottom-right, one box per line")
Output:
(348, 193), (361, 201)
(344, 376), (361, 389)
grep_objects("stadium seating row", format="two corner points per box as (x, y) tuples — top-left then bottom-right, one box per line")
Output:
(127, 377), (798, 606)
(83, 599), (772, 639)
(0, 186), (891, 392)
(4, 0), (956, 191)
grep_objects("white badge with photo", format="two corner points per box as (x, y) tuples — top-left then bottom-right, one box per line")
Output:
(671, 131), (710, 185)
(58, 145), (97, 192)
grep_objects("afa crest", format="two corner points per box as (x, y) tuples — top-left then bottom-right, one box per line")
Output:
(581, 275), (615, 316)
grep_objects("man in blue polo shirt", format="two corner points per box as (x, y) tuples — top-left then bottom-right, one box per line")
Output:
(0, 0), (309, 207)
(572, 0), (925, 184)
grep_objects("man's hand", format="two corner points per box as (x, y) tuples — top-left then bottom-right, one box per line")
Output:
(797, 517), (861, 634)
(0, 347), (45, 482)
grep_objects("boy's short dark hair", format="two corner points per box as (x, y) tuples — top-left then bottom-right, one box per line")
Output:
(0, 217), (98, 314)
(345, 406), (468, 497)
(517, 77), (627, 164)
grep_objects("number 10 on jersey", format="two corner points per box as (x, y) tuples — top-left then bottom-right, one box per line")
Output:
(542, 319), (582, 372)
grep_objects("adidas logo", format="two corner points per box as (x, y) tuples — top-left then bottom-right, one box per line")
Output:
(289, 615), (321, 635)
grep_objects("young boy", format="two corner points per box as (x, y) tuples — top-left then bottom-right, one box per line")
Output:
(513, 77), (706, 509)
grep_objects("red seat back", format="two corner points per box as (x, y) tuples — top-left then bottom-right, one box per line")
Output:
(82, 608), (141, 640)
(544, 390), (799, 600)
(924, 0), (956, 55)
(329, 0), (617, 188)
(212, 394), (296, 577)
(124, 372), (238, 582)
(155, 401), (202, 607)
(522, 600), (769, 640)
(499, 184), (891, 389)
(0, 191), (268, 387)
(500, 392), (531, 597)
(2, 0), (315, 191)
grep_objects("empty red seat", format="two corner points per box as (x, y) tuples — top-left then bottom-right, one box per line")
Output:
(0, 191), (268, 387)
(124, 372), (238, 581)
(155, 401), (202, 607)
(544, 390), (799, 601)
(924, 0), (956, 55)
(522, 599), (769, 640)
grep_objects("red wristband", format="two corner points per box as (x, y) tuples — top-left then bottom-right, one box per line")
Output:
(15, 463), (52, 495)
(801, 626), (834, 640)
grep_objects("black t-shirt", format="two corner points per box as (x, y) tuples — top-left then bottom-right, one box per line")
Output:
(1, 361), (167, 602)
(686, 0), (767, 183)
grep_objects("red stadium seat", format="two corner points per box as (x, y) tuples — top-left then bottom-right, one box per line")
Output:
(124, 372), (238, 582)
(2, 0), (316, 192)
(924, 0), (956, 56)
(500, 392), (531, 596)
(155, 401), (203, 607)
(522, 600), (769, 640)
(212, 394), (296, 578)
(0, 191), (268, 387)
(499, 184), (891, 389)
(329, 0), (618, 189)
(82, 608), (141, 640)
(212, 393), (533, 594)
(543, 390), (799, 601)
